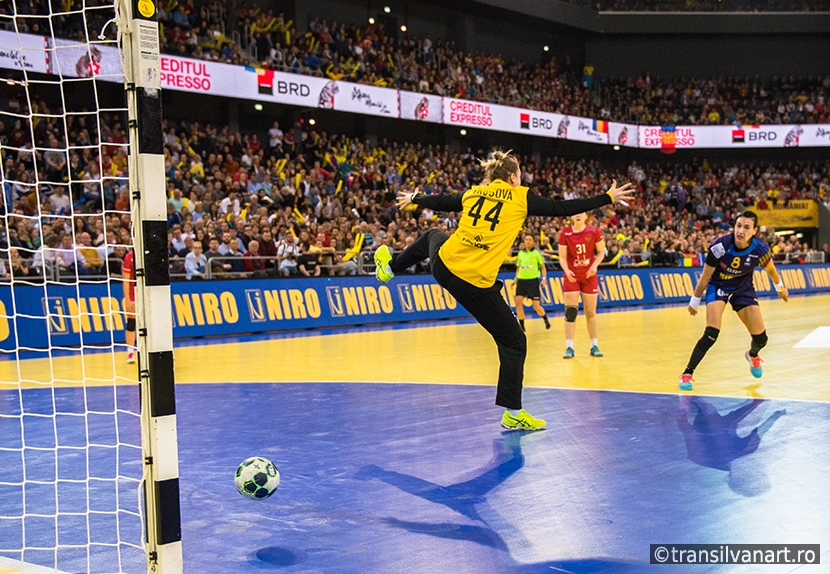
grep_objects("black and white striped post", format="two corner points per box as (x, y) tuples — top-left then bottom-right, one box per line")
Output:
(121, 0), (182, 571)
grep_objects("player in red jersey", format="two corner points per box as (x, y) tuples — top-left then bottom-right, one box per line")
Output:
(558, 212), (605, 359)
(121, 248), (136, 364)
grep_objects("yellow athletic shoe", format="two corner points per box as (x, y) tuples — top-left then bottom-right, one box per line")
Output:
(374, 245), (394, 283)
(500, 409), (546, 431)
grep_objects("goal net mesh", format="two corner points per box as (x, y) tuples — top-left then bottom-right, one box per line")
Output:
(0, 0), (145, 571)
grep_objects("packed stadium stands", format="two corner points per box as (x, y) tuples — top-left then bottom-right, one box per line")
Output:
(8, 1), (828, 126)
(596, 0), (830, 12)
(2, 100), (828, 283)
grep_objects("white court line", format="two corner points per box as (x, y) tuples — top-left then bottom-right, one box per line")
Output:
(0, 556), (72, 574)
(794, 327), (830, 349)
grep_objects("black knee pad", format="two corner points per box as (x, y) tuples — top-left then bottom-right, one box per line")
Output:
(565, 306), (578, 322)
(700, 326), (720, 348)
(126, 318), (136, 332)
(752, 331), (768, 349)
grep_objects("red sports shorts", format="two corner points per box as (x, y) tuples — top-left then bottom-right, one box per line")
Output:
(563, 273), (599, 295)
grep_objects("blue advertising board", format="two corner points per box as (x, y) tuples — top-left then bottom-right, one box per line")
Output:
(1, 264), (829, 351)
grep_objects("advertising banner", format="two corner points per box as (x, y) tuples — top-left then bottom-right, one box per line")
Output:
(799, 125), (830, 148)
(567, 117), (610, 145)
(399, 92), (442, 123)
(0, 30), (50, 74)
(443, 98), (513, 131)
(333, 82), (399, 117)
(717, 124), (803, 148)
(2, 30), (830, 150)
(246, 67), (333, 108)
(513, 109), (567, 138)
(609, 122), (638, 148)
(639, 125), (709, 150)
(52, 38), (123, 79)
(756, 200), (819, 228)
(2, 265), (829, 351)
(160, 55), (225, 93)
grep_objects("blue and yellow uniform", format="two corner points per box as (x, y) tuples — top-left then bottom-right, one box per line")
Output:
(706, 234), (772, 311)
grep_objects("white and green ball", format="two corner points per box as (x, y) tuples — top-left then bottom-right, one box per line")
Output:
(235, 457), (280, 500)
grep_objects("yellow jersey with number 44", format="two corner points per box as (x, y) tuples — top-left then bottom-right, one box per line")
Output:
(439, 180), (529, 287)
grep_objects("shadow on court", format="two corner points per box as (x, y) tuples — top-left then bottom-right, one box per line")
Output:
(355, 431), (525, 546)
(677, 393), (786, 497)
(354, 432), (647, 573)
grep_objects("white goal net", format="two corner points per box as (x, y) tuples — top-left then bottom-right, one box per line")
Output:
(0, 0), (147, 571)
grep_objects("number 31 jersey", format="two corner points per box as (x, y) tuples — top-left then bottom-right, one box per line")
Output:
(439, 181), (529, 287)
(706, 234), (772, 292)
(559, 224), (602, 277)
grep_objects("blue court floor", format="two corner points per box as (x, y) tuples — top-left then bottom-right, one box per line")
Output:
(174, 382), (829, 574)
(2, 382), (829, 573)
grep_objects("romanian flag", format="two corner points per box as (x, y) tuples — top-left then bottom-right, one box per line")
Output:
(592, 120), (608, 133)
(660, 126), (677, 154)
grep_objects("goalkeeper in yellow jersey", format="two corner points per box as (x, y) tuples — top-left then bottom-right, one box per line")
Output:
(374, 150), (634, 431)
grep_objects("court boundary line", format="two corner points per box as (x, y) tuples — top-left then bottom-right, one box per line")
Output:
(164, 379), (830, 405)
(0, 556), (72, 574)
(3, 292), (826, 359)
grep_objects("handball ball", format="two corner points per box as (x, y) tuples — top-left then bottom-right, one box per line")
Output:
(235, 457), (280, 500)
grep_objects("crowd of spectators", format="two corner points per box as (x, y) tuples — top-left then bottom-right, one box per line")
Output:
(599, 75), (830, 125)
(157, 8), (830, 126)
(597, 0), (830, 12)
(5, 1), (829, 126)
(2, 93), (828, 284)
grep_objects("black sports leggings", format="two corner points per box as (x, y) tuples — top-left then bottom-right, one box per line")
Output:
(390, 229), (526, 409)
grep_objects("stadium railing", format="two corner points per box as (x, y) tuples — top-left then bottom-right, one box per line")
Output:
(160, 246), (828, 282)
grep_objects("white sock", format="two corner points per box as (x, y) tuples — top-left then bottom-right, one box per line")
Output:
(591, 338), (598, 347)
(566, 339), (574, 349)
(507, 409), (521, 416)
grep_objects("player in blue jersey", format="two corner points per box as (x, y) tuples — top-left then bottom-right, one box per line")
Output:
(679, 211), (789, 391)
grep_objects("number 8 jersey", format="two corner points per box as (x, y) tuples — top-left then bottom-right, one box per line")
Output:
(707, 233), (772, 292)
(411, 179), (614, 288)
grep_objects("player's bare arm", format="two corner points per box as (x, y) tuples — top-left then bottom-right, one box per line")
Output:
(688, 263), (716, 316)
(764, 261), (789, 302)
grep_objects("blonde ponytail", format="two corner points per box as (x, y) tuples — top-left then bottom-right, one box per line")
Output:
(479, 149), (520, 185)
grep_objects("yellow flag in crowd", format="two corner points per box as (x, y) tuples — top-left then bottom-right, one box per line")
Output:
(343, 233), (364, 261)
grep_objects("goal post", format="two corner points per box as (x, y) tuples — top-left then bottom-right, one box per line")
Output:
(0, 0), (181, 569)
(119, 0), (183, 571)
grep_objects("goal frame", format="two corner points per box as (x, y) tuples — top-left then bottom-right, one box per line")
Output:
(120, 0), (183, 571)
